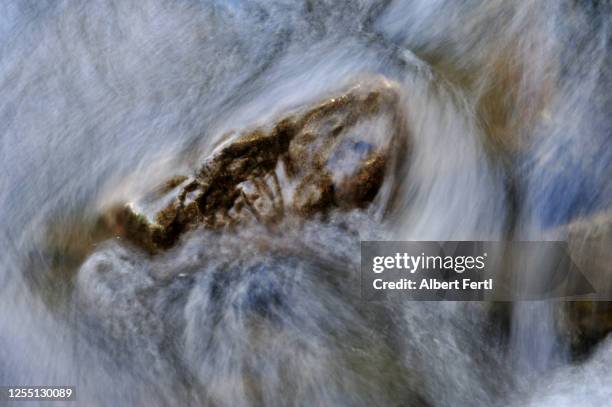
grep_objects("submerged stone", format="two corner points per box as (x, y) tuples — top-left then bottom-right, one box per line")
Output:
(556, 211), (612, 357)
(103, 77), (405, 253)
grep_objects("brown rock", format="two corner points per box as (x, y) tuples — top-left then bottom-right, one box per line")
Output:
(103, 76), (406, 253)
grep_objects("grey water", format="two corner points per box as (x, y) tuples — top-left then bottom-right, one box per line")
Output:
(0, 1), (610, 406)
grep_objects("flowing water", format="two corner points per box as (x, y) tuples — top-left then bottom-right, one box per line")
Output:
(0, 1), (610, 406)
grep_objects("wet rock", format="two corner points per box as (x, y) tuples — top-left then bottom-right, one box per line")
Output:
(103, 77), (405, 253)
(556, 211), (612, 357)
